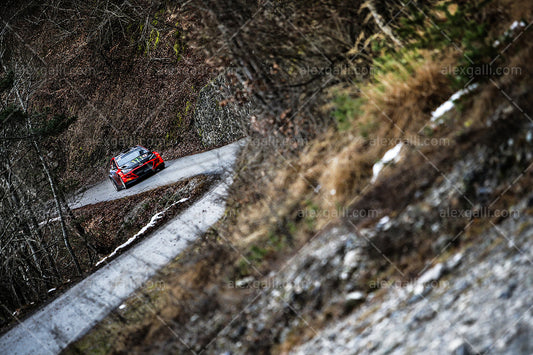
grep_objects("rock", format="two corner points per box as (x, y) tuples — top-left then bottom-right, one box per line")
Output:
(409, 263), (447, 298)
(340, 249), (361, 280)
(411, 305), (437, 324)
(192, 73), (249, 148)
(346, 291), (365, 302)
(339, 271), (350, 281)
(498, 281), (517, 299)
(417, 263), (446, 285)
(407, 285), (432, 305)
(344, 291), (366, 312)
(450, 341), (475, 355)
(433, 234), (454, 253)
(343, 249), (361, 268)
(446, 253), (463, 270)
(235, 276), (255, 288)
(376, 216), (392, 231)
(430, 223), (440, 233)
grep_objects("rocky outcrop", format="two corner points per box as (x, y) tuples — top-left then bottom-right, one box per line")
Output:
(295, 200), (533, 355)
(192, 73), (250, 148)
(182, 123), (533, 354)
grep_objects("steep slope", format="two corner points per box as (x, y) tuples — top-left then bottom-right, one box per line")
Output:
(66, 1), (533, 353)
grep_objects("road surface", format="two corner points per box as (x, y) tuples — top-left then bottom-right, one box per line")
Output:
(69, 140), (245, 209)
(0, 141), (244, 355)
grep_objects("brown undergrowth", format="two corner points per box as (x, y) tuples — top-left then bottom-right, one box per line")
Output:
(1, 1), (217, 189)
(1, 175), (216, 334)
(68, 31), (533, 353)
(74, 174), (216, 259)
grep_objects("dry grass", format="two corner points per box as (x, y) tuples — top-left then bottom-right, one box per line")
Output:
(207, 48), (461, 283)
(225, 19), (533, 284)
(249, 49), (457, 212)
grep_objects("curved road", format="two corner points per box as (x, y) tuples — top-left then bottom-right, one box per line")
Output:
(70, 140), (245, 209)
(0, 140), (245, 355)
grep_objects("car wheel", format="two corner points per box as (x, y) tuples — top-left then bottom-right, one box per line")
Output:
(110, 177), (120, 191)
(120, 178), (127, 190)
(158, 162), (165, 171)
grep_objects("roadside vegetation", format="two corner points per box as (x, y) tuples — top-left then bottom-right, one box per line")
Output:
(0, 0), (222, 328)
(2, 0), (532, 353)
(66, 0), (533, 353)
(0, 174), (214, 331)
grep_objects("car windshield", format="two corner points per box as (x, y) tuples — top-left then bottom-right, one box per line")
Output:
(116, 148), (149, 168)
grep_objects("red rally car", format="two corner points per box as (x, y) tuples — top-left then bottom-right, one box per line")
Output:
(109, 145), (165, 191)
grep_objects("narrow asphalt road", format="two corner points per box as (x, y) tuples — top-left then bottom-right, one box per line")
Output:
(69, 140), (245, 209)
(0, 141), (244, 355)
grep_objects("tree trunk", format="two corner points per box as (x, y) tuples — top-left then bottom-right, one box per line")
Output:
(27, 211), (61, 280)
(59, 192), (97, 265)
(29, 132), (82, 276)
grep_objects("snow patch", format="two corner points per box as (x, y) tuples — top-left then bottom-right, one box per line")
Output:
(38, 216), (60, 227)
(377, 215), (390, 227)
(47, 288), (56, 293)
(417, 263), (445, 285)
(510, 20), (526, 31)
(430, 83), (479, 122)
(494, 21), (527, 47)
(95, 197), (189, 267)
(371, 143), (404, 183)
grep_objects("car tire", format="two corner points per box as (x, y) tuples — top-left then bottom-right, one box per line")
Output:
(110, 177), (120, 191)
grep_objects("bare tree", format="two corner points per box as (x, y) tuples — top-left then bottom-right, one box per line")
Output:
(28, 119), (83, 276)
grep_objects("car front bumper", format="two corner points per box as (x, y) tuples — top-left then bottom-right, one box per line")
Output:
(121, 158), (164, 185)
